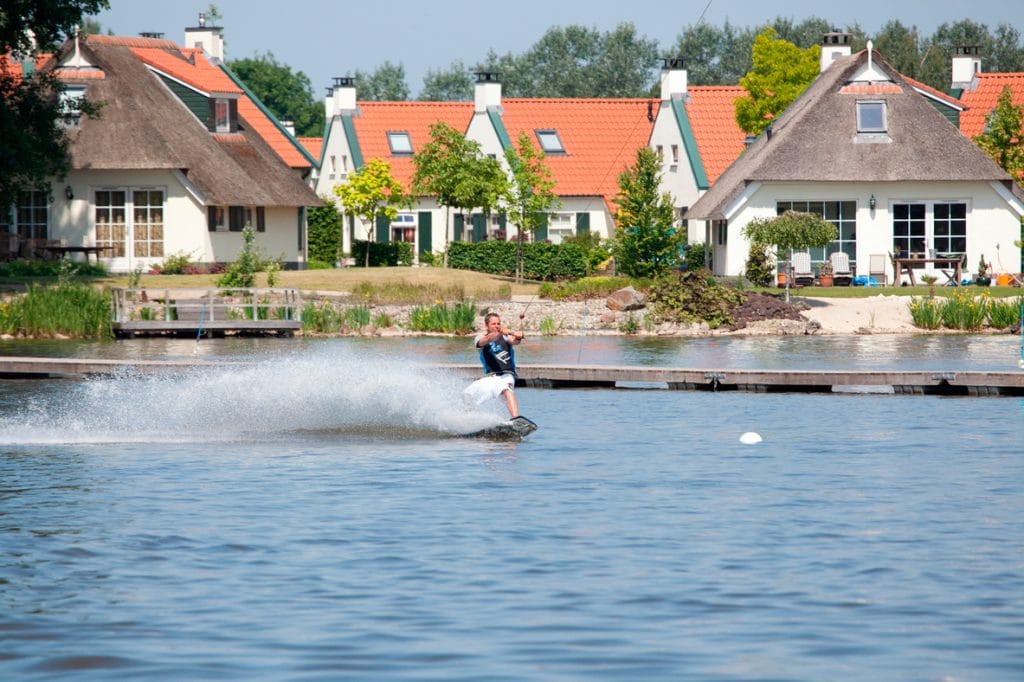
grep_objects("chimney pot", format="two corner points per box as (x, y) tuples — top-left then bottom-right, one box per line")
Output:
(474, 73), (502, 112)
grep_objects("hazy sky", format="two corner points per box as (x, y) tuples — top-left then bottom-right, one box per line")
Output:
(96, 0), (1021, 96)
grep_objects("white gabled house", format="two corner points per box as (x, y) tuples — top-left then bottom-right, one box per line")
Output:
(686, 41), (1024, 283)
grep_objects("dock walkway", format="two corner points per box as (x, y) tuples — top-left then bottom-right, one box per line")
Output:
(1, 358), (1021, 396)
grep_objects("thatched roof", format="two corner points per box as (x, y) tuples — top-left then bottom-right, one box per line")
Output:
(688, 50), (1021, 220)
(61, 38), (318, 207)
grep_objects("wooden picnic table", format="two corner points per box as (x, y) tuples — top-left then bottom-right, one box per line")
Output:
(891, 254), (965, 286)
(40, 244), (113, 263)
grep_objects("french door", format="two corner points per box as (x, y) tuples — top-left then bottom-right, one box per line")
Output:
(95, 188), (165, 269)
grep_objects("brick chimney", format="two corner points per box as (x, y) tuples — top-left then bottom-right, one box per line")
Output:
(660, 57), (687, 101)
(951, 45), (981, 90)
(820, 30), (851, 72)
(327, 77), (357, 118)
(184, 12), (224, 63)
(474, 72), (502, 113)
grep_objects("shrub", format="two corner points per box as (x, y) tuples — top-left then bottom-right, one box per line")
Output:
(307, 198), (342, 265)
(744, 242), (774, 287)
(539, 276), (640, 300)
(158, 251), (195, 275)
(685, 242), (712, 272)
(306, 259), (334, 270)
(447, 240), (586, 280)
(647, 271), (745, 329)
(216, 226), (265, 288)
(351, 240), (413, 267)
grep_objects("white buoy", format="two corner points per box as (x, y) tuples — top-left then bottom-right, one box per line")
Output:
(739, 432), (763, 444)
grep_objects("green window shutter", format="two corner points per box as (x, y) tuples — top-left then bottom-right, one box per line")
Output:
(375, 214), (390, 242)
(472, 214), (486, 242)
(454, 214), (465, 242)
(535, 213), (549, 242)
(575, 212), (590, 236)
(417, 212), (432, 256)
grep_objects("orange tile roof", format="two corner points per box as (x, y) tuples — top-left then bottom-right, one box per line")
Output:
(500, 98), (655, 211)
(351, 101), (475, 187)
(686, 86), (747, 184)
(297, 137), (322, 160)
(959, 72), (1024, 138)
(903, 75), (963, 108)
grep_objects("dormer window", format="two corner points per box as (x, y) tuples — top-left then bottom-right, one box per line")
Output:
(59, 86), (86, 120)
(856, 100), (887, 133)
(387, 131), (413, 155)
(214, 98), (230, 132)
(535, 129), (565, 154)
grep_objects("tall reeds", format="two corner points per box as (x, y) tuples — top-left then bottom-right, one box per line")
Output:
(0, 282), (112, 338)
(908, 293), (1023, 331)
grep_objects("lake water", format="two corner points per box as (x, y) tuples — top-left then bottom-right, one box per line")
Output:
(1, 336), (1022, 680)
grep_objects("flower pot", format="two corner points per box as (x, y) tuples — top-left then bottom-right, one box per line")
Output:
(818, 274), (834, 287)
(975, 277), (991, 286)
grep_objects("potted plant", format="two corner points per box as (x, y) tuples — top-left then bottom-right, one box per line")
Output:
(975, 255), (992, 286)
(817, 259), (834, 287)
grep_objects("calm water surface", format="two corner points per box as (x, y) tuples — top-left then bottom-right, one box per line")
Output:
(1, 339), (1022, 680)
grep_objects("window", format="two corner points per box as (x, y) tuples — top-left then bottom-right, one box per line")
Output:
(892, 203), (926, 256)
(214, 98), (230, 133)
(655, 144), (664, 159)
(856, 100), (886, 133)
(933, 203), (967, 254)
(777, 200), (857, 265)
(387, 131), (413, 155)
(391, 213), (416, 243)
(535, 129), (565, 154)
(132, 190), (164, 258)
(227, 206), (264, 232)
(59, 86), (86, 120)
(16, 190), (49, 240)
(208, 206), (225, 232)
(546, 213), (574, 244)
(96, 190), (127, 257)
(677, 206), (689, 240)
(671, 144), (680, 163)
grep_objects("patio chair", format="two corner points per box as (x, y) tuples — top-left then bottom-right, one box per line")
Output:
(830, 252), (854, 286)
(870, 254), (889, 286)
(791, 252), (814, 286)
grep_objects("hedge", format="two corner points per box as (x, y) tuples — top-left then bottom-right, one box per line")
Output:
(447, 241), (586, 280)
(352, 240), (413, 267)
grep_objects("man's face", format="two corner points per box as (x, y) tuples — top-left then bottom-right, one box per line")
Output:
(486, 316), (502, 333)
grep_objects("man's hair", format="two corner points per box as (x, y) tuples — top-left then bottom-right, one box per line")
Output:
(484, 312), (501, 324)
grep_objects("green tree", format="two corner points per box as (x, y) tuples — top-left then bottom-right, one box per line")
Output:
(973, 85), (1024, 183)
(412, 122), (487, 263)
(873, 20), (923, 80)
(503, 131), (560, 281)
(735, 27), (820, 136)
(419, 62), (472, 101)
(768, 16), (831, 50)
(742, 211), (836, 301)
(333, 159), (410, 267)
(670, 21), (756, 86)
(612, 147), (681, 278)
(354, 61), (409, 101)
(1, 0), (109, 212)
(228, 52), (324, 137)
(918, 20), (995, 90)
(306, 197), (342, 265)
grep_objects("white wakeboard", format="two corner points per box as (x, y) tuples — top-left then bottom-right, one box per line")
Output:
(464, 416), (538, 441)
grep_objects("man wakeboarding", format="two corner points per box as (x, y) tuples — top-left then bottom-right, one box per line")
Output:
(463, 312), (523, 418)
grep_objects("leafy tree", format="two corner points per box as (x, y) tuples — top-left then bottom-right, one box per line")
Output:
(742, 211), (836, 301)
(768, 16), (832, 50)
(419, 62), (472, 101)
(918, 19), (996, 90)
(333, 159), (410, 267)
(612, 147), (681, 278)
(412, 122), (490, 263)
(873, 20), (923, 80)
(228, 52), (324, 137)
(307, 197), (342, 266)
(670, 21), (756, 86)
(735, 27), (820, 136)
(973, 85), (1024, 183)
(1, 0), (109, 212)
(353, 61), (409, 101)
(503, 131), (560, 281)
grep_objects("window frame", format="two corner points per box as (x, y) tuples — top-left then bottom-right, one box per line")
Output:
(776, 200), (857, 265)
(535, 129), (565, 154)
(214, 98), (231, 133)
(856, 100), (887, 133)
(387, 131), (413, 155)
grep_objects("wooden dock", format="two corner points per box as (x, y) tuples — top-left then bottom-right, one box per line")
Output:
(1, 357), (1022, 396)
(110, 287), (302, 338)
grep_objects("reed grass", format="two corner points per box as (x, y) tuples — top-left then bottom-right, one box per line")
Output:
(351, 280), (510, 304)
(301, 300), (344, 333)
(0, 283), (112, 338)
(939, 291), (988, 330)
(987, 296), (1023, 329)
(343, 305), (371, 331)
(908, 297), (943, 330)
(408, 300), (477, 334)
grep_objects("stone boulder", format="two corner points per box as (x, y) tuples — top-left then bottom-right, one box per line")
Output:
(606, 286), (646, 311)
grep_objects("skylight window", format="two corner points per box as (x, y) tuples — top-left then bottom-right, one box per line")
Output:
(387, 131), (413, 155)
(856, 100), (887, 133)
(535, 129), (565, 154)
(59, 86), (86, 119)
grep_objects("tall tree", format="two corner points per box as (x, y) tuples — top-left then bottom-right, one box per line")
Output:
(973, 85), (1024, 183)
(1, 0), (109, 212)
(306, 197), (342, 266)
(768, 16), (832, 50)
(503, 131), (560, 281)
(735, 27), (820, 136)
(612, 147), (681, 278)
(873, 20), (923, 80)
(918, 19), (995, 90)
(419, 62), (472, 101)
(228, 52), (323, 137)
(353, 61), (409, 101)
(333, 159), (409, 267)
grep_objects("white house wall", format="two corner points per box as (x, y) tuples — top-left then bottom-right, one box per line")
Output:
(723, 180), (1022, 280)
(649, 104), (702, 215)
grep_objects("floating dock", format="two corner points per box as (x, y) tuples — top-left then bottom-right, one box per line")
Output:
(1, 358), (1022, 397)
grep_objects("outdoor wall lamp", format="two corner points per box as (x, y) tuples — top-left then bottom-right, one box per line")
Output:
(869, 194), (876, 210)
(64, 185), (74, 200)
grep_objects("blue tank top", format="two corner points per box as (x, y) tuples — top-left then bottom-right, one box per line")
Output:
(478, 334), (516, 377)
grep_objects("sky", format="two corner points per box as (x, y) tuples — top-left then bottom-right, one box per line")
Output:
(95, 0), (1021, 97)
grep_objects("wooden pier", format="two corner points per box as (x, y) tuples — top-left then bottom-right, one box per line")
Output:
(1, 358), (1022, 396)
(110, 287), (302, 338)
